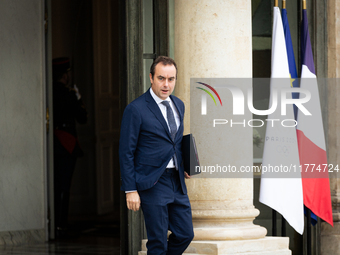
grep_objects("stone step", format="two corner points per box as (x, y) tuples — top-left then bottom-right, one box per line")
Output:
(138, 251), (290, 255)
(141, 239), (147, 251)
(140, 237), (291, 255)
(186, 237), (291, 255)
(140, 239), (201, 254)
(138, 252), (200, 255)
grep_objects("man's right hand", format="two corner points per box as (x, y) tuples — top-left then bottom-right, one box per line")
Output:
(126, 191), (141, 211)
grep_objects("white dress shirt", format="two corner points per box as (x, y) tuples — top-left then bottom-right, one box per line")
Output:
(149, 88), (180, 167)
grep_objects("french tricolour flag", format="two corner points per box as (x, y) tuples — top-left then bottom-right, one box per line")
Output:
(296, 8), (333, 227)
(259, 6), (304, 235)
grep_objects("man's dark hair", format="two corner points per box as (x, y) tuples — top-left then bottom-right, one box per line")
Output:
(150, 56), (178, 79)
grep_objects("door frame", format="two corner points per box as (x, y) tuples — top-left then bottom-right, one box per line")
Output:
(45, 0), (55, 240)
(119, 0), (169, 254)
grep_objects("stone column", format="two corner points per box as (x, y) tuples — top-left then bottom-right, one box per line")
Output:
(173, 1), (291, 254)
(321, 0), (340, 254)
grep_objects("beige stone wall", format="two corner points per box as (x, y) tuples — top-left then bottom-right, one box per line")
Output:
(0, 0), (46, 234)
(322, 0), (340, 254)
(327, 0), (340, 78)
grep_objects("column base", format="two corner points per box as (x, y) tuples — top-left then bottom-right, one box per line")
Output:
(139, 237), (291, 255)
(193, 225), (267, 241)
(191, 207), (267, 240)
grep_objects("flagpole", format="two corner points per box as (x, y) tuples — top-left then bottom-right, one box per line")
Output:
(281, 215), (286, 236)
(301, 2), (311, 254)
(271, 0), (280, 237)
(272, 0), (278, 237)
(307, 209), (311, 255)
(272, 210), (277, 236)
(280, 0), (287, 236)
(281, 0), (287, 237)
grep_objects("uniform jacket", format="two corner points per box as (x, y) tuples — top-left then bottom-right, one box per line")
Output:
(53, 82), (87, 154)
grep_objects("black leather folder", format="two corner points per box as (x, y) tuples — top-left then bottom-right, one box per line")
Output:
(182, 134), (200, 176)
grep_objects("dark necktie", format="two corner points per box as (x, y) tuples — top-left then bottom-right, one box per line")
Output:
(161, 101), (177, 140)
(161, 101), (178, 169)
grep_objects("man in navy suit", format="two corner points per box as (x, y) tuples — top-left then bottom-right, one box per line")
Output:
(119, 56), (194, 254)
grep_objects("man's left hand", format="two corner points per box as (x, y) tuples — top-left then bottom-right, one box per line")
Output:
(184, 172), (191, 179)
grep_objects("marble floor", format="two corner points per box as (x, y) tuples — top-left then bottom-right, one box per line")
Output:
(0, 241), (120, 255)
(0, 214), (121, 255)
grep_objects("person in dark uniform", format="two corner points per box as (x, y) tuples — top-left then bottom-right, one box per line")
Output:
(52, 57), (87, 238)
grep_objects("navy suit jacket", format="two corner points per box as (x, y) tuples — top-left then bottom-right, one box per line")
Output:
(119, 88), (187, 194)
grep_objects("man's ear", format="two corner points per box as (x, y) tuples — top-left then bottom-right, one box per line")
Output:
(149, 73), (153, 85)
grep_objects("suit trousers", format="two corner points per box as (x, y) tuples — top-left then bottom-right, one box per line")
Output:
(138, 168), (194, 255)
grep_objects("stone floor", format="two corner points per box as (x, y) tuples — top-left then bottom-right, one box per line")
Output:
(0, 241), (120, 255)
(0, 214), (121, 255)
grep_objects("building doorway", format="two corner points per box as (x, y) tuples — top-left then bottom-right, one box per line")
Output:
(48, 0), (121, 243)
